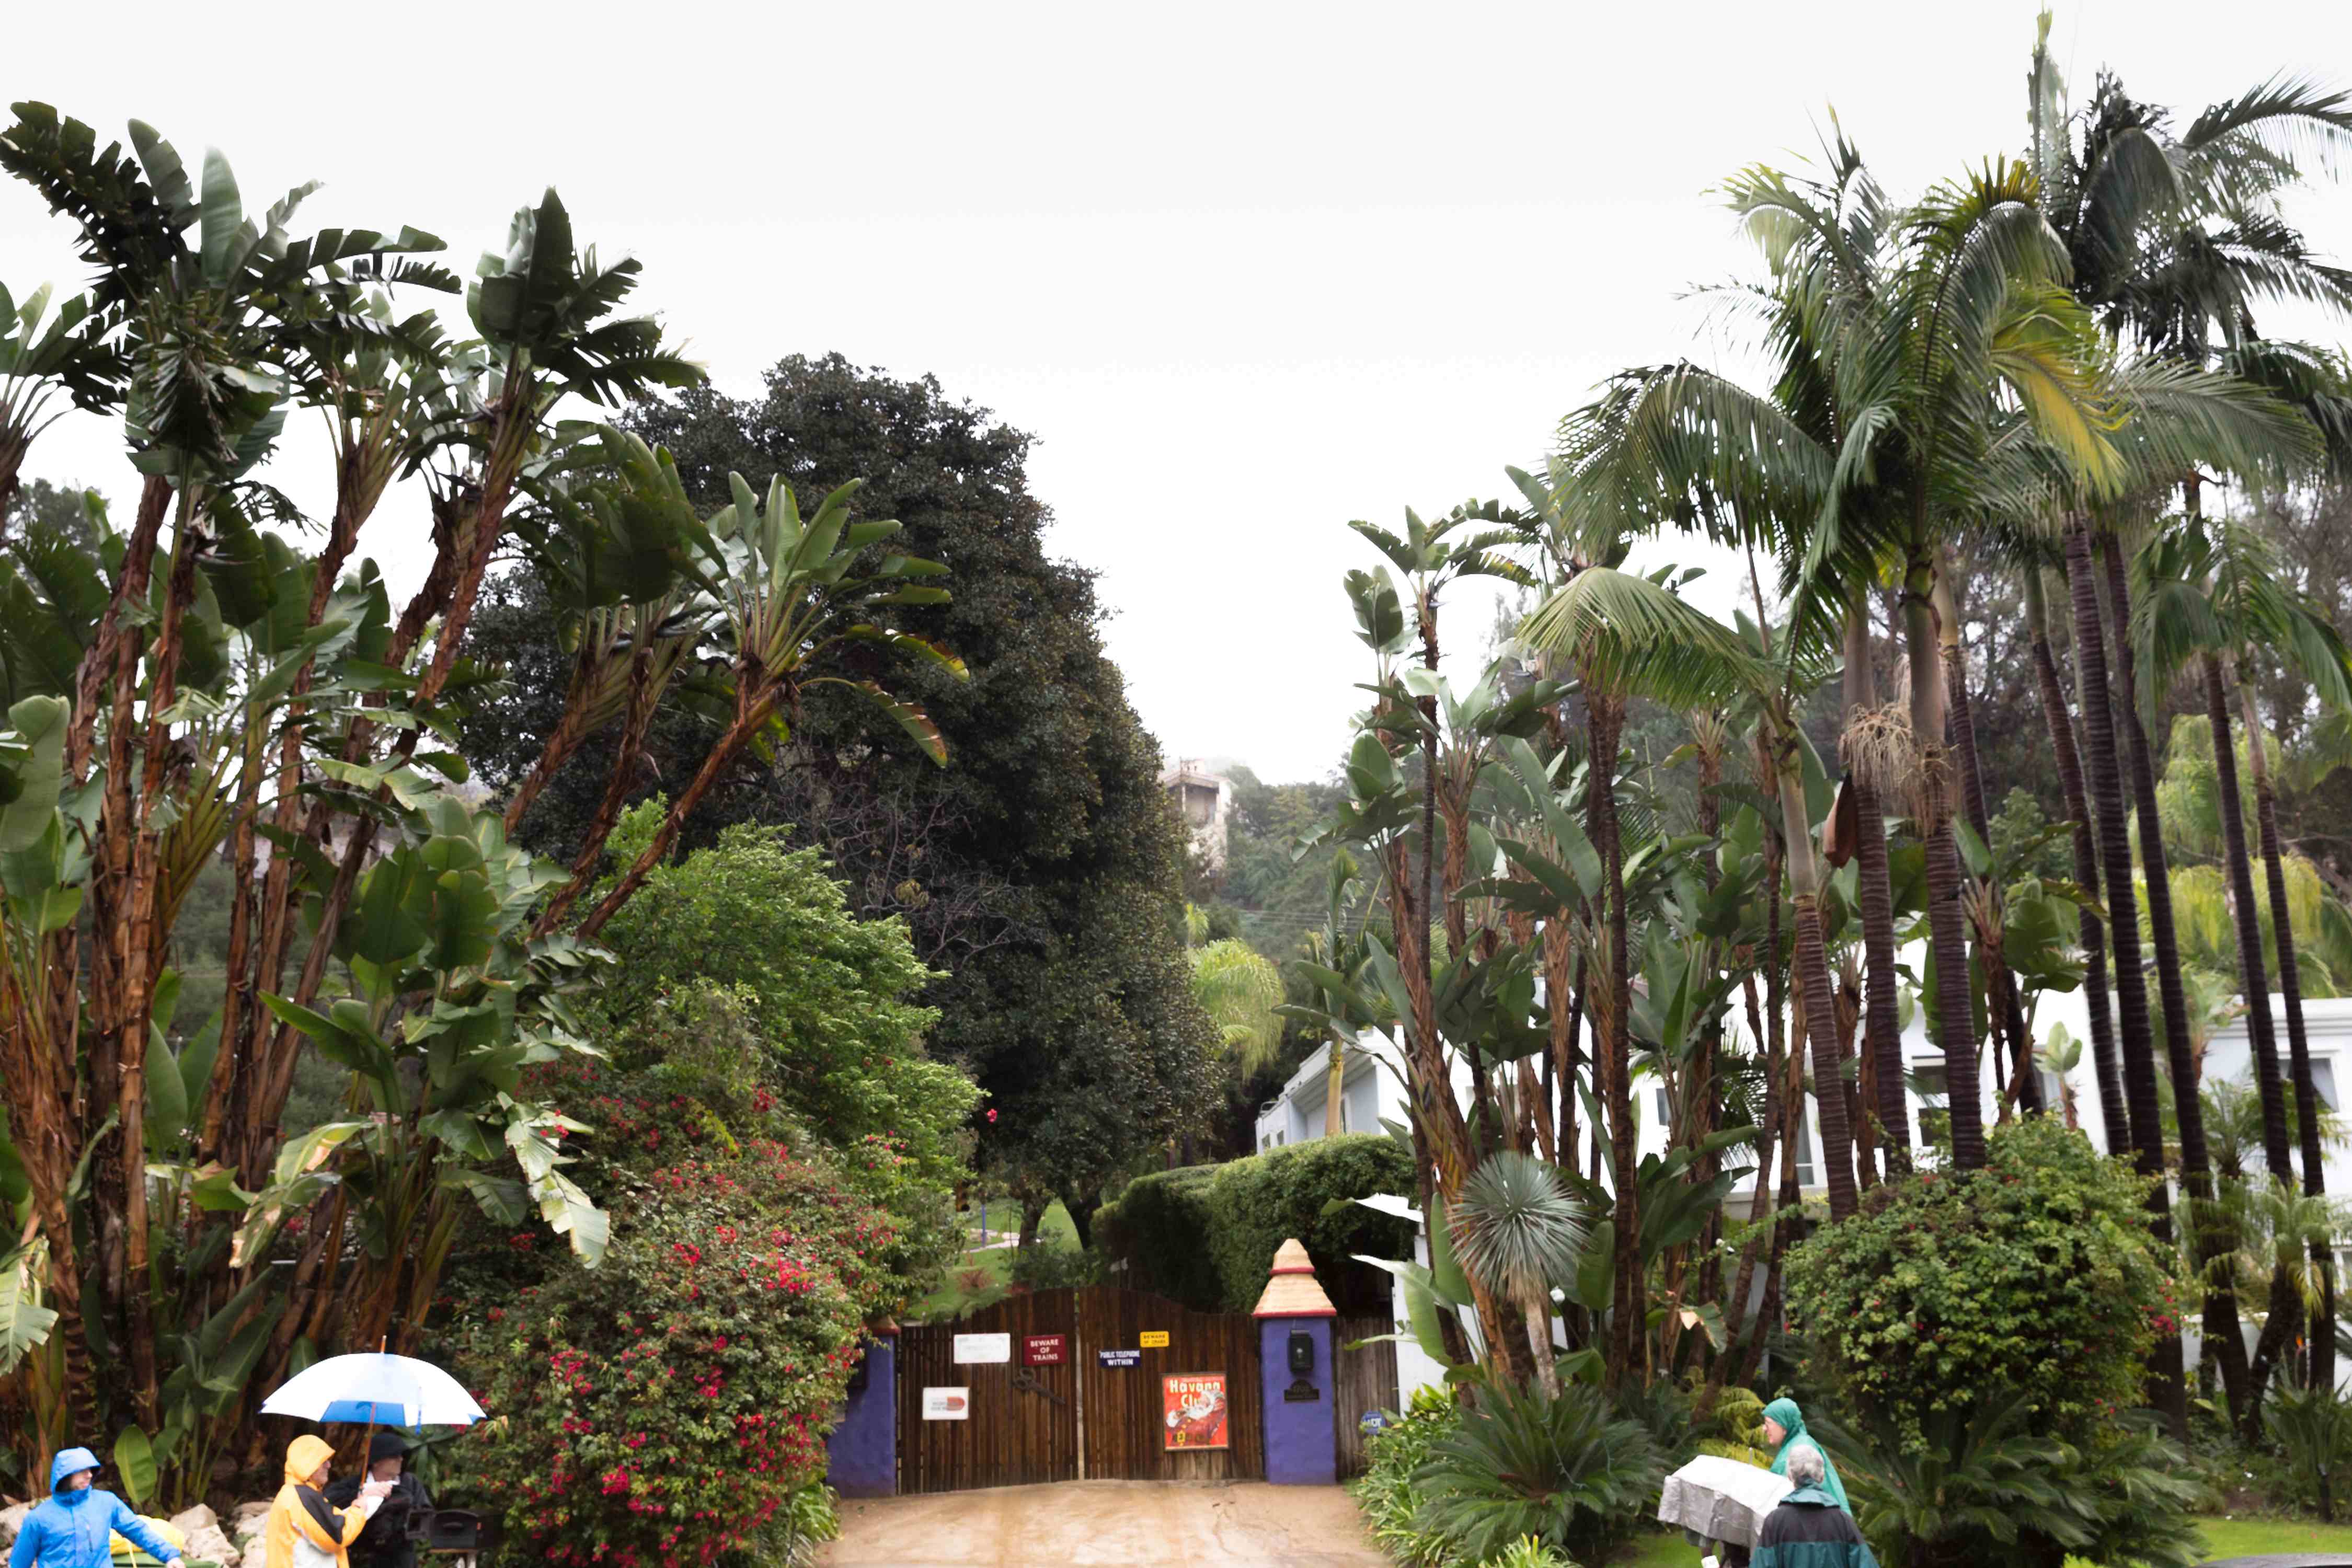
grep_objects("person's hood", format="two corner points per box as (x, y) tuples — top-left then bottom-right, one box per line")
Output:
(50, 1446), (100, 1499)
(1762, 1397), (1807, 1436)
(1783, 1484), (1840, 1506)
(284, 1434), (337, 1488)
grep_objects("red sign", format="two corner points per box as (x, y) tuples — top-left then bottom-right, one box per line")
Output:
(1163, 1373), (1229, 1450)
(1022, 1334), (1067, 1367)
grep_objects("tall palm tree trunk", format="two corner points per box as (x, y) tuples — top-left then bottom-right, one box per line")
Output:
(2064, 524), (2188, 1435)
(1843, 596), (1911, 1169)
(2241, 674), (2335, 1393)
(2192, 650), (2281, 1422)
(2100, 538), (2254, 1420)
(1903, 548), (1986, 1168)
(2202, 654), (2294, 1177)
(1934, 567), (2042, 1115)
(1588, 688), (1646, 1387)
(1779, 755), (1857, 1219)
(2025, 566), (2131, 1155)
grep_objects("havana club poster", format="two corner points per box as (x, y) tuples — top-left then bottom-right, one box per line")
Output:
(1163, 1373), (1229, 1450)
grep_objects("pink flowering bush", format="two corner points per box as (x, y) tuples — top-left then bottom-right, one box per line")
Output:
(439, 1139), (896, 1567)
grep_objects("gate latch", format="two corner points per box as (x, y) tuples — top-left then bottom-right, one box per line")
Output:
(1009, 1366), (1067, 1406)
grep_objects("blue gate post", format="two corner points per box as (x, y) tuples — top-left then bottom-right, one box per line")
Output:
(1254, 1238), (1338, 1485)
(825, 1328), (898, 1498)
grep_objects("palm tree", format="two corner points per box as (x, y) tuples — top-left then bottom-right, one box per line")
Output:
(1449, 1150), (1589, 1398)
(1553, 136), (2128, 1174)
(2021, 13), (2352, 1408)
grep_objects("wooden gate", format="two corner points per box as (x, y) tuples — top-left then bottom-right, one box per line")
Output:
(896, 1288), (1080, 1494)
(1330, 1310), (1402, 1479)
(1076, 1286), (1264, 1481)
(896, 1285), (1264, 1491)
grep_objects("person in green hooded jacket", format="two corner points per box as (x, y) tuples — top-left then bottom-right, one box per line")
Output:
(1761, 1398), (1850, 1513)
(1753, 1445), (1877, 1568)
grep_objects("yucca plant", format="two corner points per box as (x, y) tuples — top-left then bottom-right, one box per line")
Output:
(1410, 1376), (1664, 1565)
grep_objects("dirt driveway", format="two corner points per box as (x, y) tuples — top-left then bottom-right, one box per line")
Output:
(819, 1480), (1389, 1567)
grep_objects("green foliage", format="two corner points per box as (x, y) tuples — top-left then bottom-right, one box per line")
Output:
(1785, 1117), (2174, 1449)
(1409, 1378), (1666, 1566)
(438, 1142), (890, 1568)
(1094, 1135), (1416, 1312)
(2265, 1382), (2352, 1519)
(591, 818), (979, 1200)
(1006, 1241), (1104, 1291)
(1351, 1389), (1467, 1568)
(762, 1482), (842, 1568)
(1828, 1391), (2211, 1568)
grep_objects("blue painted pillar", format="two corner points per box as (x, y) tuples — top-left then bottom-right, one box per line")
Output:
(825, 1333), (897, 1498)
(1252, 1238), (1338, 1485)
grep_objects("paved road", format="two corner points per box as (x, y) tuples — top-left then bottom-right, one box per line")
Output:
(819, 1480), (1389, 1567)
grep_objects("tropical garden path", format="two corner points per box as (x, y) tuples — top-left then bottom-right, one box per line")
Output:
(818, 1480), (1386, 1567)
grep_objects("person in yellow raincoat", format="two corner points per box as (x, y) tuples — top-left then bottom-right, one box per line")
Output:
(264, 1437), (392, 1568)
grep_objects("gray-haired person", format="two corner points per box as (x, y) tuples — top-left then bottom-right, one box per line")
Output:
(1752, 1445), (1878, 1568)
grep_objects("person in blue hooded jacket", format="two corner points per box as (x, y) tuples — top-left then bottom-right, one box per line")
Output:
(9, 1447), (184, 1568)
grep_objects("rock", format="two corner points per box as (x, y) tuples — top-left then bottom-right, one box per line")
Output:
(183, 1523), (238, 1567)
(169, 1505), (219, 1538)
(0, 1503), (27, 1550)
(229, 1501), (271, 1554)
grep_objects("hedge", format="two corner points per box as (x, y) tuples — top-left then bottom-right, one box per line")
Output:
(1095, 1134), (1416, 1312)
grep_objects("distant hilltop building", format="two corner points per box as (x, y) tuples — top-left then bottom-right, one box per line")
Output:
(1162, 758), (1232, 875)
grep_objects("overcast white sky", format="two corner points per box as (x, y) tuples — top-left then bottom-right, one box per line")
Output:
(6, 1), (2348, 783)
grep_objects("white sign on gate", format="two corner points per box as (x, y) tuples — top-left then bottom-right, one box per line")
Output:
(922, 1387), (969, 1421)
(953, 1332), (1013, 1364)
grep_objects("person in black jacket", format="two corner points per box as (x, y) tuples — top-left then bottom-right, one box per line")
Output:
(1752, 1446), (1878, 1568)
(324, 1435), (431, 1568)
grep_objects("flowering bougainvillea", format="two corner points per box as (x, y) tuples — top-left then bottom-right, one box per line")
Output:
(439, 1139), (894, 1567)
(1784, 1116), (2172, 1449)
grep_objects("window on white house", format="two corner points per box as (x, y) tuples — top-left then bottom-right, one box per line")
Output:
(1655, 1087), (1671, 1126)
(2311, 1058), (2339, 1114)
(2037, 1069), (2064, 1113)
(1913, 1062), (1951, 1149)
(1794, 1098), (1816, 1188)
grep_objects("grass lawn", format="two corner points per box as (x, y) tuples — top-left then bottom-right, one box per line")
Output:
(1613, 1516), (2352, 1565)
(908, 1200), (1079, 1320)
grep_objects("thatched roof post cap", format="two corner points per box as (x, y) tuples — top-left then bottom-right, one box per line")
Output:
(1253, 1238), (1337, 1319)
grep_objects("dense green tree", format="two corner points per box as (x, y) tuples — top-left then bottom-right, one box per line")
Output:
(464, 353), (1216, 1240)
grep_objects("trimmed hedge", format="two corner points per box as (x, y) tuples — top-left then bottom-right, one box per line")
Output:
(1096, 1134), (1415, 1312)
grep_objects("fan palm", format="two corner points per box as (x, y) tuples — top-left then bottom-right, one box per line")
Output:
(1448, 1150), (1589, 1397)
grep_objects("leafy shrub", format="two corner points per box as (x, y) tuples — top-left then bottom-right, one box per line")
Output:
(1096, 1135), (1415, 1311)
(438, 1142), (894, 1568)
(1785, 1116), (2173, 1448)
(762, 1482), (841, 1567)
(1478, 1541), (1577, 1568)
(1007, 1241), (1104, 1290)
(519, 1058), (962, 1306)
(1351, 1388), (1466, 1568)
(592, 820), (981, 1196)
(1830, 1390), (2210, 1568)
(1696, 1385), (1771, 1467)
(2265, 1382), (2352, 1520)
(1410, 1379), (1665, 1565)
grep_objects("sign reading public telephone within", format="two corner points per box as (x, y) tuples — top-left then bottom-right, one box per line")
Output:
(1097, 1348), (1141, 1368)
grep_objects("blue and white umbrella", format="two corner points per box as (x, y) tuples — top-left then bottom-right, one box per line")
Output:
(260, 1351), (486, 1429)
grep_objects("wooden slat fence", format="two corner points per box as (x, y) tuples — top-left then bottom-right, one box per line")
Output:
(896, 1288), (1080, 1494)
(1075, 1285), (1264, 1481)
(1331, 1311), (1402, 1479)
